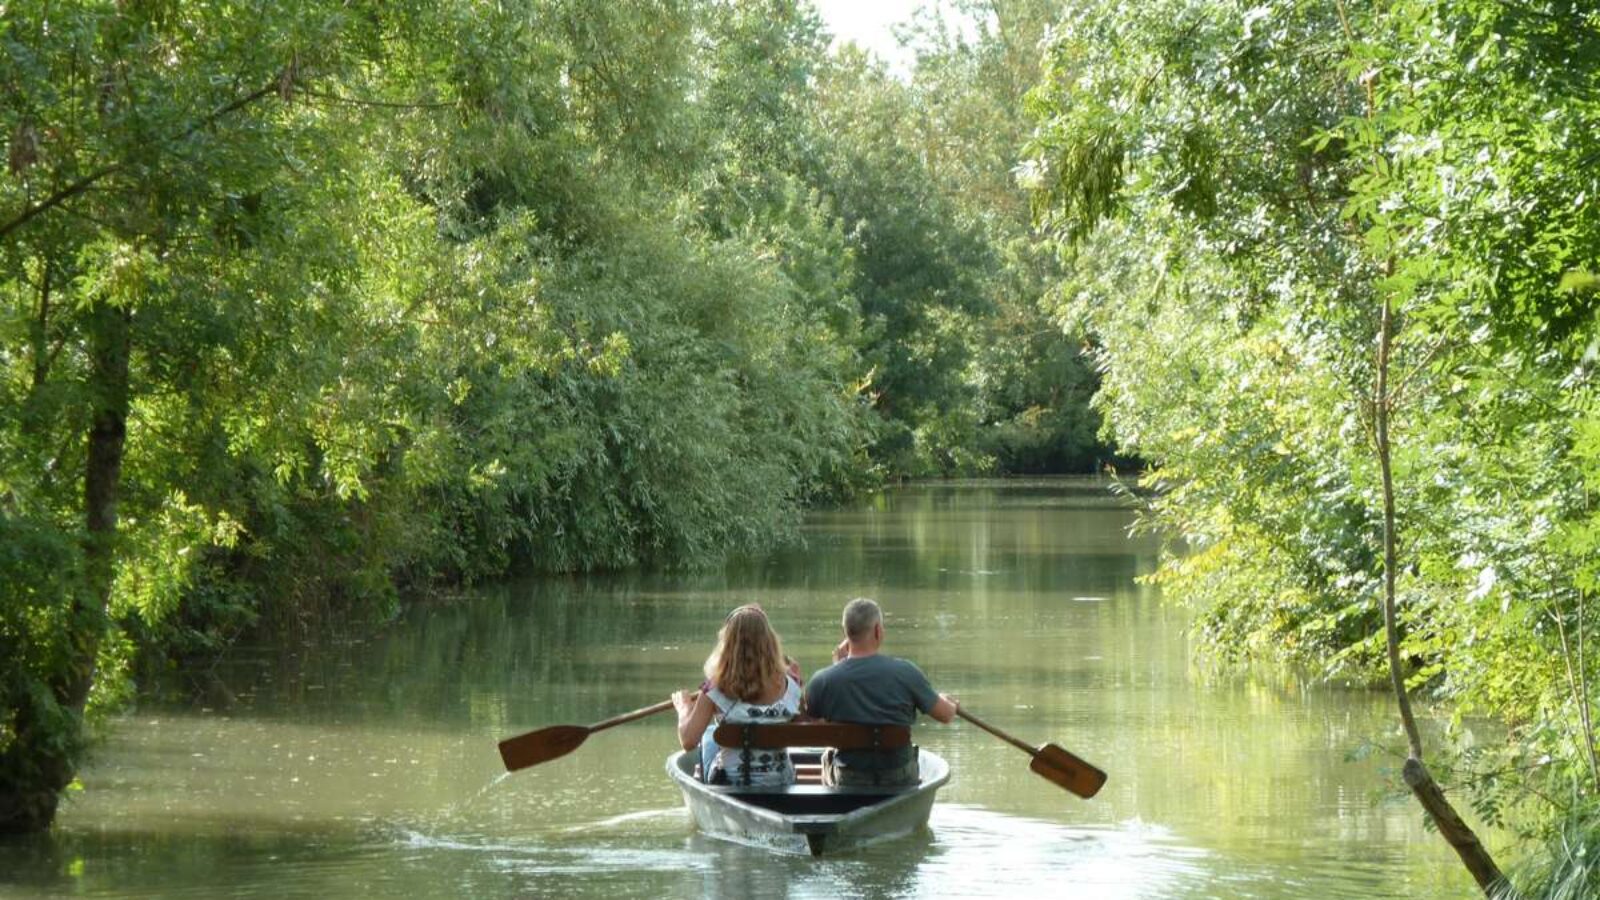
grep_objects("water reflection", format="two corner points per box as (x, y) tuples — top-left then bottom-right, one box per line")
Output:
(0, 479), (1479, 897)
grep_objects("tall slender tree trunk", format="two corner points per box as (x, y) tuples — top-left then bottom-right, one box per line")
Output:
(1374, 296), (1505, 895)
(0, 302), (131, 834)
(30, 260), (51, 392)
(74, 300), (130, 709)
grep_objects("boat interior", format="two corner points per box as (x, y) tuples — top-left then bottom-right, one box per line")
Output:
(678, 749), (920, 815)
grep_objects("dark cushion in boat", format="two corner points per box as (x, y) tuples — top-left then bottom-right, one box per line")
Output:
(712, 721), (911, 751)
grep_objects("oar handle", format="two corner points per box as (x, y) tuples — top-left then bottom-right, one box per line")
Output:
(590, 691), (697, 733)
(957, 707), (1038, 757)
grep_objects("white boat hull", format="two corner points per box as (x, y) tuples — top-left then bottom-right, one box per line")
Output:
(666, 748), (950, 856)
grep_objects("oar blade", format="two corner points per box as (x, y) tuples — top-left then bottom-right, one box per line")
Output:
(1030, 744), (1108, 799)
(497, 725), (590, 772)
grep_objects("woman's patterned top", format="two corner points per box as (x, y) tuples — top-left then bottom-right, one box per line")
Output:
(705, 676), (802, 786)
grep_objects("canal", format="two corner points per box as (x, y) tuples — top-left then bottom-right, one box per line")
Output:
(0, 479), (1477, 897)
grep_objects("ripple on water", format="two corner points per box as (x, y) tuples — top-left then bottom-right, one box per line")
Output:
(903, 805), (1211, 899)
(381, 803), (1222, 899)
(11, 799), (1441, 899)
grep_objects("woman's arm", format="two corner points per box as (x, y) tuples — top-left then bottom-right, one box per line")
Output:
(674, 690), (716, 751)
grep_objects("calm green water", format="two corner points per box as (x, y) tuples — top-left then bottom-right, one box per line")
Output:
(1, 479), (1479, 898)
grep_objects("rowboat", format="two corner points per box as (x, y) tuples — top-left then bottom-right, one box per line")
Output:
(665, 746), (950, 856)
(501, 699), (1100, 858)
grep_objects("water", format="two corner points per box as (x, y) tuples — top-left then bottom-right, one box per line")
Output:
(0, 479), (1480, 897)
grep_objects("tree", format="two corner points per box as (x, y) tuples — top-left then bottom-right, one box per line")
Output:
(0, 0), (879, 832)
(900, 0), (1113, 474)
(0, 0), (449, 831)
(1022, 0), (1600, 889)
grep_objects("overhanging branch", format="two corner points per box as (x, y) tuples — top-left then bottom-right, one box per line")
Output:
(0, 74), (287, 240)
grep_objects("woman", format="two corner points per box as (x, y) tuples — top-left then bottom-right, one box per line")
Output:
(673, 605), (803, 786)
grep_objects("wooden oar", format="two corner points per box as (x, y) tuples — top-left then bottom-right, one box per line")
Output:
(498, 693), (691, 773)
(957, 707), (1107, 799)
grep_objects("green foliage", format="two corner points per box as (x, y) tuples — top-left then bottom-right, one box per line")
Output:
(0, 0), (1114, 831)
(0, 0), (882, 830)
(1026, 0), (1600, 876)
(0, 513), (87, 830)
(828, 0), (1114, 475)
(1496, 803), (1600, 900)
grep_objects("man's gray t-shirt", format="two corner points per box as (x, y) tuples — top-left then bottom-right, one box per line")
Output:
(805, 655), (939, 767)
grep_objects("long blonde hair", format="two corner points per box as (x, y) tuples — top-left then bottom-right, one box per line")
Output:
(705, 605), (787, 703)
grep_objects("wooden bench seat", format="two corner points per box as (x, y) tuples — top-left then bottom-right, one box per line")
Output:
(710, 721), (914, 787)
(711, 721), (911, 751)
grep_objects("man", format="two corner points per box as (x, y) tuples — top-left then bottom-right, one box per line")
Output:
(803, 598), (958, 786)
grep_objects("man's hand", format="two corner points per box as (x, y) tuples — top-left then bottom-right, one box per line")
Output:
(832, 639), (850, 663)
(930, 693), (959, 724)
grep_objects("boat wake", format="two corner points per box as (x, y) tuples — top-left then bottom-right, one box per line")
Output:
(567, 807), (687, 833)
(389, 826), (715, 878)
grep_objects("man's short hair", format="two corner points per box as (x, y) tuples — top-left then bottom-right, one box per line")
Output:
(843, 598), (882, 641)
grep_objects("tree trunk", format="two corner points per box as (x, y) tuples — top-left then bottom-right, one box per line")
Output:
(1374, 296), (1505, 895)
(30, 259), (50, 392)
(1403, 758), (1507, 891)
(73, 301), (131, 712)
(0, 696), (83, 834)
(0, 302), (131, 834)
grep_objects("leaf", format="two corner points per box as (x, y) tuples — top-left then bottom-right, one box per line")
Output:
(1559, 269), (1600, 294)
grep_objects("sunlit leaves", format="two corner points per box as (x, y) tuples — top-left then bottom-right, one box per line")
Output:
(0, 0), (893, 829)
(1027, 0), (1600, 862)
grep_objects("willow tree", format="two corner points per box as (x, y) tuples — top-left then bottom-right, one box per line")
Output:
(1, 0), (888, 833)
(0, 0), (450, 832)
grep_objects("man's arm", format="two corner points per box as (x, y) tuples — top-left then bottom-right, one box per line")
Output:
(902, 660), (955, 723)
